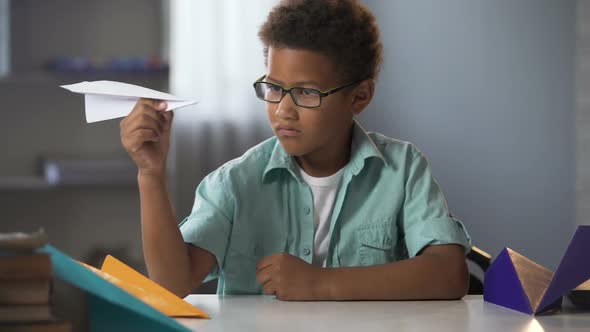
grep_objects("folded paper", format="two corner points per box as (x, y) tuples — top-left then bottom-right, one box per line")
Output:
(484, 225), (590, 315)
(60, 80), (197, 123)
(98, 255), (208, 318)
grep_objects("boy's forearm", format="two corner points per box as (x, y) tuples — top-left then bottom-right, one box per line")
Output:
(138, 173), (194, 297)
(315, 245), (469, 301)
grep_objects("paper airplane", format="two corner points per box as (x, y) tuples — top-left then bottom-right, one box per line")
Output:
(484, 225), (590, 315)
(60, 80), (197, 123)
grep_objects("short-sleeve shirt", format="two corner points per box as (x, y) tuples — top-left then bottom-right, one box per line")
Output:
(179, 121), (472, 294)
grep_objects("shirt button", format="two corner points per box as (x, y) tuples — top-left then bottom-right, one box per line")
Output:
(304, 207), (311, 215)
(303, 248), (311, 256)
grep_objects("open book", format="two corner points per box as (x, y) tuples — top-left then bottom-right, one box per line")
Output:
(41, 245), (208, 332)
(83, 255), (208, 318)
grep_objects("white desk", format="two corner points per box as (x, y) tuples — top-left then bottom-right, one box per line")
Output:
(177, 295), (590, 332)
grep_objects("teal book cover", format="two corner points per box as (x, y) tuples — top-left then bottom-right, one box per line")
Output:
(40, 245), (192, 332)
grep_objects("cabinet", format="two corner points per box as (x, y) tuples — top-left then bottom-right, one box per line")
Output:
(1, 0), (168, 189)
(0, 1), (169, 328)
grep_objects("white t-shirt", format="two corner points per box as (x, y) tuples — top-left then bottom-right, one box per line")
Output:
(298, 166), (345, 267)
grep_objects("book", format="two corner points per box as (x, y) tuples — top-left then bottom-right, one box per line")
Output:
(0, 304), (52, 322)
(0, 280), (50, 305)
(0, 231), (72, 331)
(0, 320), (71, 332)
(41, 245), (201, 332)
(0, 229), (52, 281)
(0, 254), (52, 280)
(484, 225), (590, 315)
(0, 230), (48, 252)
(81, 261), (208, 318)
(98, 255), (208, 317)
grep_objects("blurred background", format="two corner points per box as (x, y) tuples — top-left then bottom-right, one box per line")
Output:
(0, 0), (587, 329)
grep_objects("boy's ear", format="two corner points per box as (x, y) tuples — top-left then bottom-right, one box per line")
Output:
(350, 79), (375, 115)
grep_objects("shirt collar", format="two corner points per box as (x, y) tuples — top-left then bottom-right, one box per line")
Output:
(263, 120), (387, 182)
(348, 120), (387, 175)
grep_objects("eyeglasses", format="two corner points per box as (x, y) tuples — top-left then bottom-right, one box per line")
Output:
(253, 75), (362, 108)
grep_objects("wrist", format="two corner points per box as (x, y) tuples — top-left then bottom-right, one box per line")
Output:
(137, 169), (167, 186)
(138, 166), (166, 178)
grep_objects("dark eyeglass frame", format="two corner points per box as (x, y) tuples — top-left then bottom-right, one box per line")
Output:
(252, 75), (363, 108)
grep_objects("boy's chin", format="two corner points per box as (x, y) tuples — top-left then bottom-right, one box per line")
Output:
(277, 139), (311, 157)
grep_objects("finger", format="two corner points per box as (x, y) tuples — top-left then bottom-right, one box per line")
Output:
(125, 129), (159, 152)
(262, 281), (276, 296)
(119, 117), (128, 135)
(140, 98), (167, 112)
(276, 291), (290, 301)
(127, 127), (160, 145)
(128, 100), (166, 125)
(128, 99), (155, 120)
(256, 255), (278, 272)
(163, 110), (174, 131)
(142, 110), (166, 133)
(135, 106), (166, 127)
(127, 113), (165, 135)
(256, 268), (272, 285)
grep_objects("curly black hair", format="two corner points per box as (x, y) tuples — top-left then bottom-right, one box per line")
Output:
(258, 0), (383, 82)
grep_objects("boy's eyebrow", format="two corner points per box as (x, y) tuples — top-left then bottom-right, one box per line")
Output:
(265, 75), (321, 87)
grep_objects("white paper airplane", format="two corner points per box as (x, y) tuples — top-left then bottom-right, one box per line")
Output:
(60, 80), (198, 123)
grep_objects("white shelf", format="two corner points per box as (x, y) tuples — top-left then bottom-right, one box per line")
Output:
(0, 70), (168, 85)
(0, 176), (51, 190)
(0, 156), (139, 190)
(0, 175), (138, 190)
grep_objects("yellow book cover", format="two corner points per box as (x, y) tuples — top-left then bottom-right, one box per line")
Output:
(79, 255), (209, 319)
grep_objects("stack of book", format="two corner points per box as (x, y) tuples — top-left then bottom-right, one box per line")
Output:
(0, 229), (71, 332)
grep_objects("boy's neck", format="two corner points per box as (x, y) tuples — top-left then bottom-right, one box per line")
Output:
(295, 126), (353, 178)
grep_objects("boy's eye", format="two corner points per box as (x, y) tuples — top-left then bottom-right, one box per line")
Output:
(268, 85), (282, 93)
(296, 88), (318, 97)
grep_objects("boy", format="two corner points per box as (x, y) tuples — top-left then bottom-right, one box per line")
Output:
(119, 0), (471, 301)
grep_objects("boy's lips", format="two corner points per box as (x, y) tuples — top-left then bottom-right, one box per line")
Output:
(275, 124), (302, 137)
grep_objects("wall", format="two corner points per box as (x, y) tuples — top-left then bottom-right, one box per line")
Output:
(577, 0), (590, 227)
(362, 0), (576, 270)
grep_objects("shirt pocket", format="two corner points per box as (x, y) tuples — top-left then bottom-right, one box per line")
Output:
(357, 223), (395, 266)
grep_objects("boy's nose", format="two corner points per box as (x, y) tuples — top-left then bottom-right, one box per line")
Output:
(275, 93), (299, 120)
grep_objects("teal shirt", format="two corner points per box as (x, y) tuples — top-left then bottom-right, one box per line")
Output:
(179, 121), (471, 294)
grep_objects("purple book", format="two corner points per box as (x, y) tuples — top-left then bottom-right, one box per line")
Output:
(484, 225), (590, 315)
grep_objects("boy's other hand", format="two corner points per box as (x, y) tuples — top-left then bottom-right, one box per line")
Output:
(256, 253), (323, 301)
(120, 98), (173, 178)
